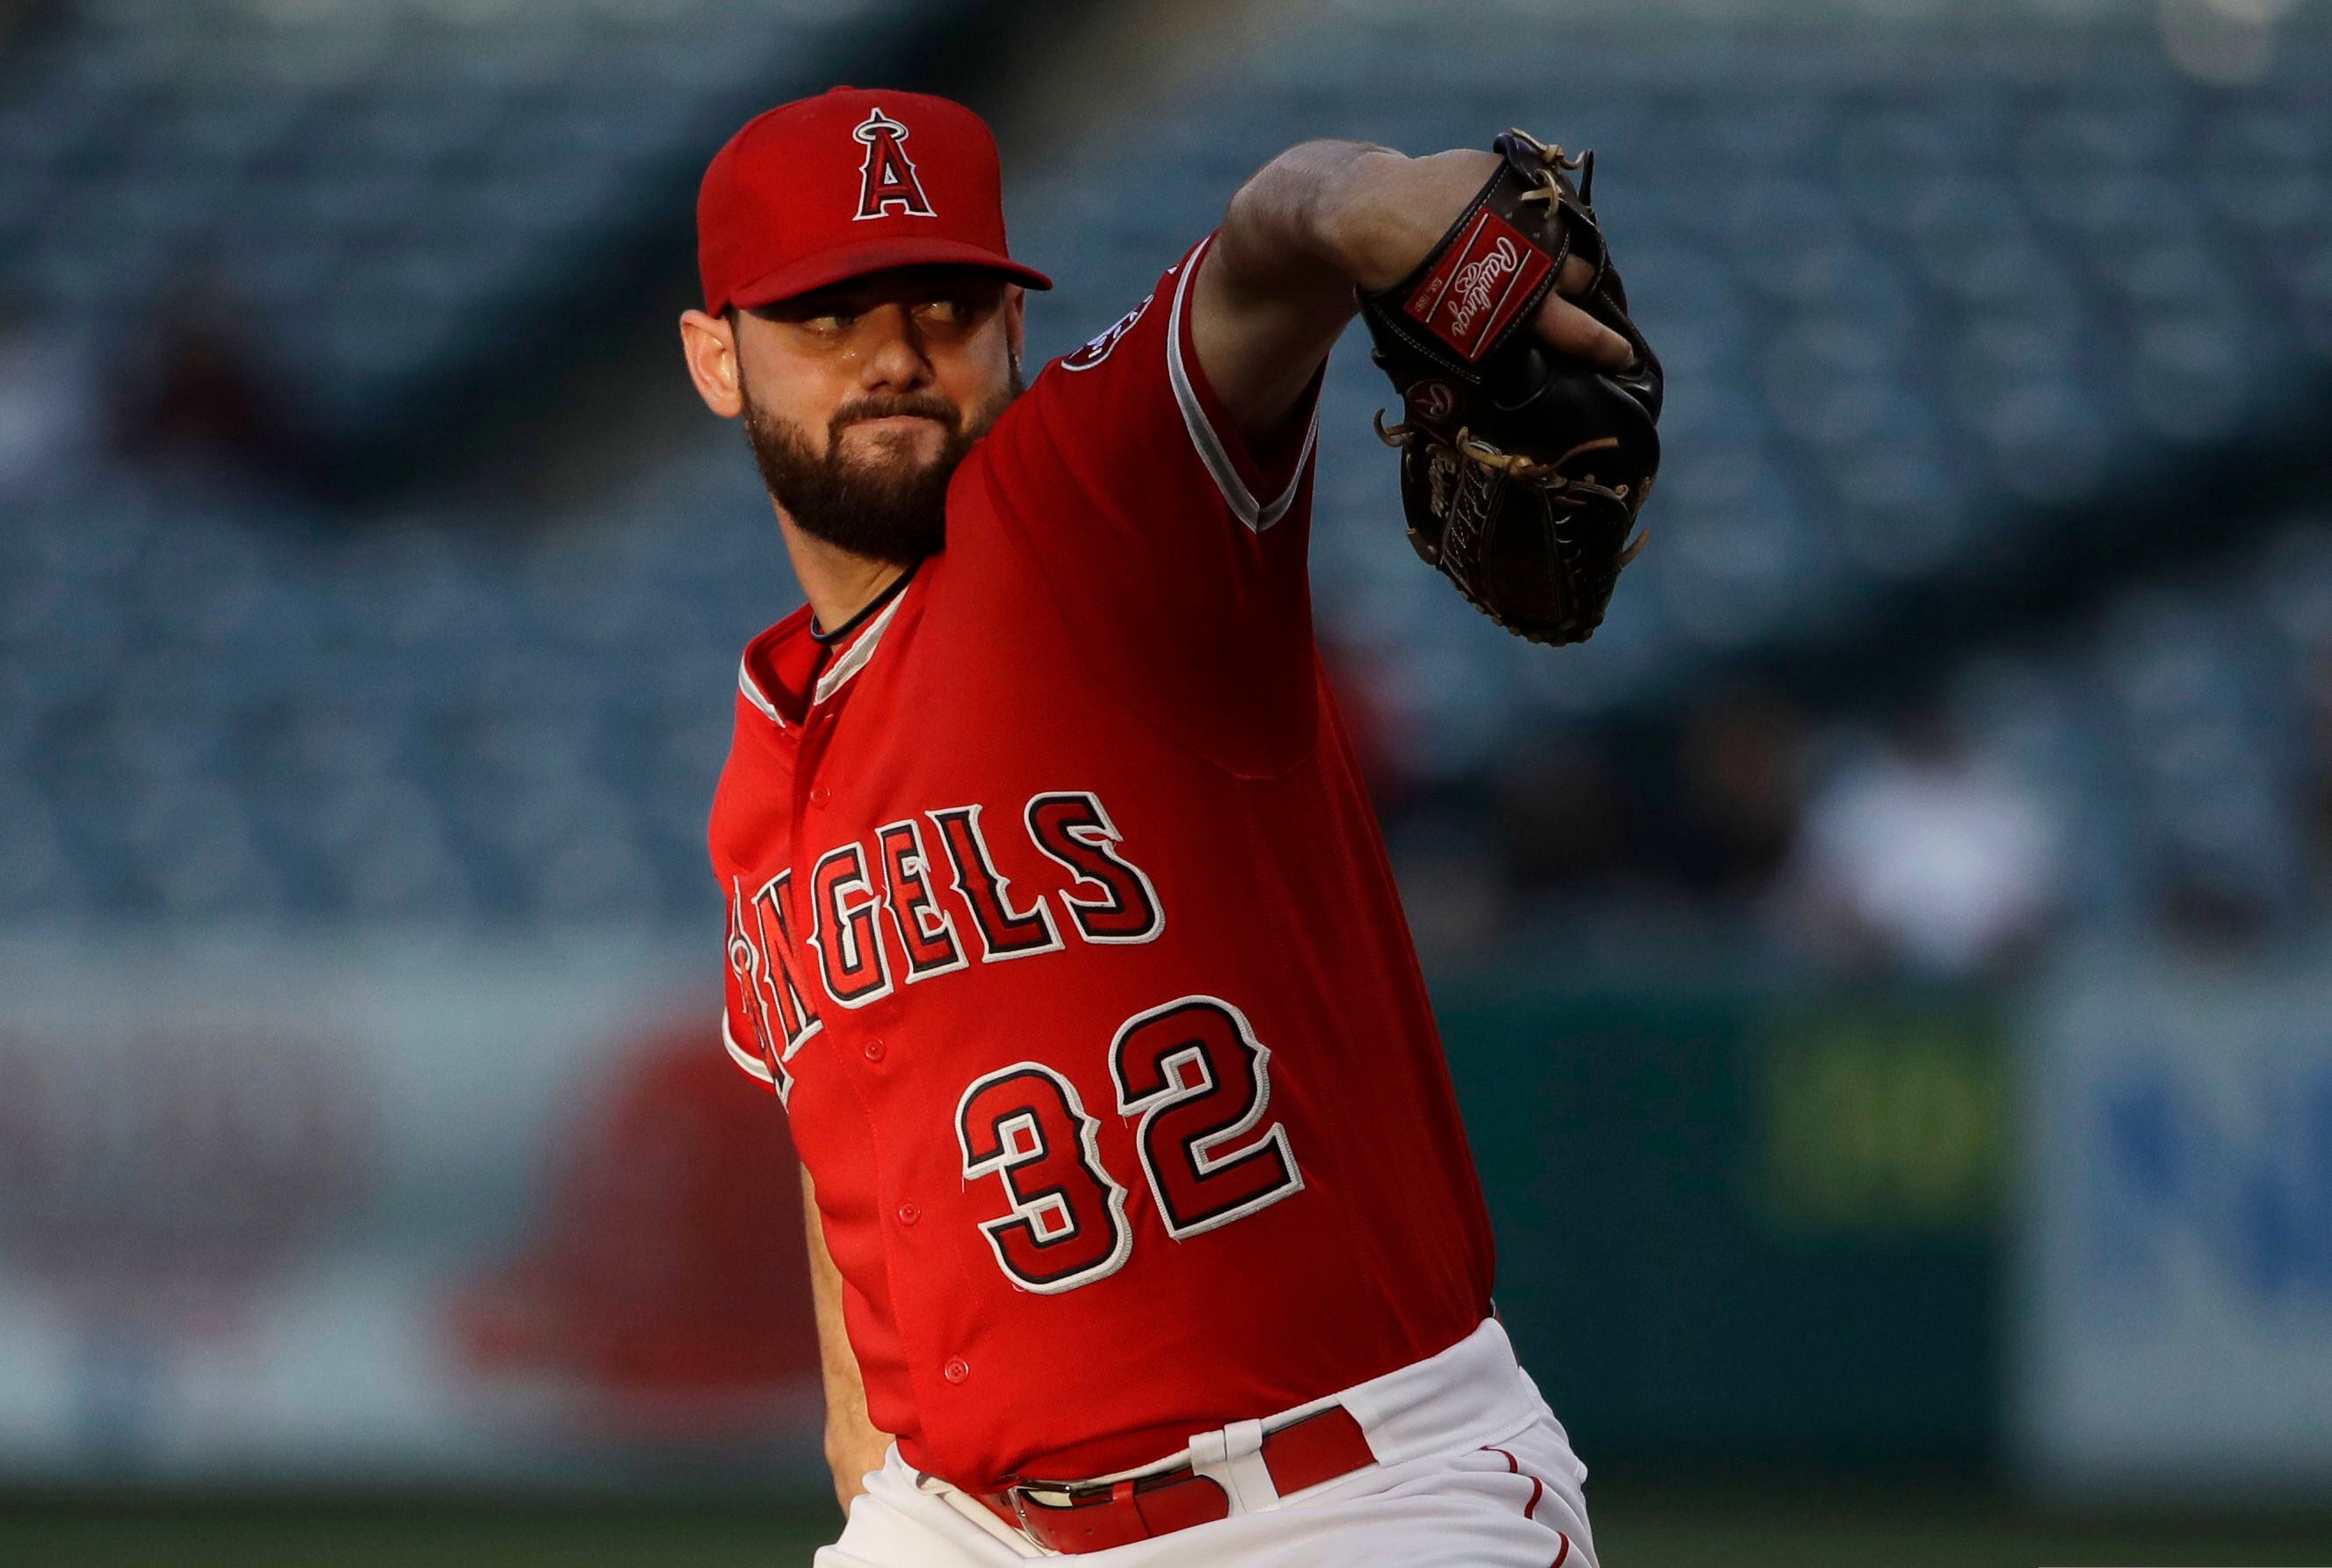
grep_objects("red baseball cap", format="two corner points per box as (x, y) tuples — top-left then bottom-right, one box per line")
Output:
(697, 85), (1052, 315)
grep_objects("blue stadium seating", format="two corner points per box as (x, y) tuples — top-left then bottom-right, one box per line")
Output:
(3, 9), (2328, 936)
(0, 0), (970, 430)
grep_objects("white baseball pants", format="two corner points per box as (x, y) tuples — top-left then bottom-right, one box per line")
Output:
(813, 1318), (1597, 1567)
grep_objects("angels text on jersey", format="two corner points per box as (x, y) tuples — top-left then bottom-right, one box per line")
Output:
(726, 786), (1309, 1295)
(727, 788), (1165, 1079)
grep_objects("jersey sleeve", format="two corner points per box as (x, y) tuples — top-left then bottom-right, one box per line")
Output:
(973, 234), (1330, 773)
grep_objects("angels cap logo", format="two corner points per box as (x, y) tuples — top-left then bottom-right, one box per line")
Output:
(852, 107), (937, 221)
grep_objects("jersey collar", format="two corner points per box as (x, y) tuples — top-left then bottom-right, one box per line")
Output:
(812, 580), (911, 706)
(736, 567), (922, 730)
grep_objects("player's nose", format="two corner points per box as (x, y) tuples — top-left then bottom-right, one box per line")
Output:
(856, 304), (935, 392)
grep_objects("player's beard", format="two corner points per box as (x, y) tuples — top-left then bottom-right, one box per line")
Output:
(739, 362), (1023, 567)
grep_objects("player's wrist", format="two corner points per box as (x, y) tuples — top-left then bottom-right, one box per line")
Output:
(1315, 146), (1415, 292)
(1329, 146), (1500, 293)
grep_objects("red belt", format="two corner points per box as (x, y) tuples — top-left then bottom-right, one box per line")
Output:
(975, 1405), (1377, 1555)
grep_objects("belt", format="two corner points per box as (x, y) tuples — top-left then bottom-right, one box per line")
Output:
(975, 1405), (1377, 1555)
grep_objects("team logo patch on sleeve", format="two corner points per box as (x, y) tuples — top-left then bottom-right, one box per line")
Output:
(852, 107), (936, 221)
(1061, 293), (1153, 372)
(1401, 209), (1553, 364)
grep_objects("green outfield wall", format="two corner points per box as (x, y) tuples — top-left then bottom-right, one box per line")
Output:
(1442, 985), (2008, 1469)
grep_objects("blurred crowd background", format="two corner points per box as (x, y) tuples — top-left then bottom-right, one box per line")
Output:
(3, 0), (2329, 1563)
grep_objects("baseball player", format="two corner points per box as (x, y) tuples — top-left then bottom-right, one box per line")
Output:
(679, 86), (1646, 1565)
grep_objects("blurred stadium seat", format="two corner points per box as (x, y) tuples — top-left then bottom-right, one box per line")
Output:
(2, 1), (2326, 944)
(0, 0), (974, 431)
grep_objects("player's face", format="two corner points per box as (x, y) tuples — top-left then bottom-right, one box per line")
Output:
(730, 266), (1025, 567)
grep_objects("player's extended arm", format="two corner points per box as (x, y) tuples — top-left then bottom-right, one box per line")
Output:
(1191, 141), (1634, 442)
(802, 1165), (893, 1514)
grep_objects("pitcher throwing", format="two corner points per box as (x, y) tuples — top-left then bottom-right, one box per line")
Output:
(678, 84), (1660, 1565)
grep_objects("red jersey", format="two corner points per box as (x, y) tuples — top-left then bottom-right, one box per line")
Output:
(709, 237), (1496, 1492)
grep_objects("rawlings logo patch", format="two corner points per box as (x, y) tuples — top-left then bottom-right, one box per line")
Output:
(1448, 238), (1519, 336)
(1402, 209), (1553, 363)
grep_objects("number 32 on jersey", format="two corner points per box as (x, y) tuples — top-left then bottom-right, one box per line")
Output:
(953, 994), (1304, 1294)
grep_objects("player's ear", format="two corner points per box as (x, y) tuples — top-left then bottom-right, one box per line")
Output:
(680, 307), (744, 419)
(1003, 285), (1025, 371)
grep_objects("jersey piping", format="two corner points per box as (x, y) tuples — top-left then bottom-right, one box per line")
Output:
(1164, 235), (1322, 536)
(721, 1012), (776, 1086)
(738, 657), (786, 727)
(813, 580), (913, 705)
(735, 574), (918, 736)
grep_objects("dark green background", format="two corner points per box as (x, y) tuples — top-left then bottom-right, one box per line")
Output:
(1445, 984), (2005, 1468)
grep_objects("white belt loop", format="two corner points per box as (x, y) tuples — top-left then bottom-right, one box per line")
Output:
(1186, 1416), (1278, 1514)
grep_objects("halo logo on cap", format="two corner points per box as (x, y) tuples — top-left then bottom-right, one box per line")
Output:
(853, 108), (936, 222)
(696, 86), (1052, 314)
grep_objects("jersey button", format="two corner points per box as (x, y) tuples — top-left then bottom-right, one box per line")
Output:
(808, 785), (832, 806)
(942, 1357), (970, 1385)
(862, 1037), (887, 1063)
(896, 1202), (921, 1226)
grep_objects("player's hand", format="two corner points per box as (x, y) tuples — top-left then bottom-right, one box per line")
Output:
(1339, 148), (1633, 372)
(1536, 250), (1633, 371)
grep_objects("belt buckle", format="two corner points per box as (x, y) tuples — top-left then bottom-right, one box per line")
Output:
(1008, 1472), (1112, 1528)
(1014, 1477), (1091, 1507)
(1006, 1411), (1336, 1544)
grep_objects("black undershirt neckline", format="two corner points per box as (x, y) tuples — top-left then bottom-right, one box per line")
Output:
(808, 559), (922, 647)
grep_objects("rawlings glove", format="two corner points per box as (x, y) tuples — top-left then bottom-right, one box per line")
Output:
(1359, 130), (1662, 646)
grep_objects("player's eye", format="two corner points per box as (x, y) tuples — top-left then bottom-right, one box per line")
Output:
(917, 298), (968, 325)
